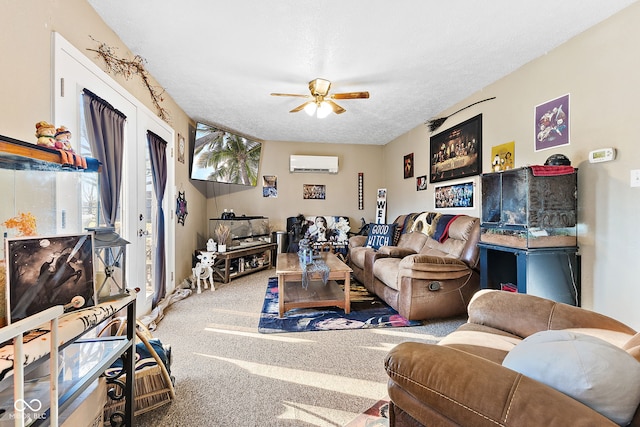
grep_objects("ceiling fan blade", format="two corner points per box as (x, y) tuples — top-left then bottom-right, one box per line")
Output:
(271, 93), (311, 98)
(326, 100), (346, 114)
(331, 91), (370, 100)
(290, 101), (314, 113)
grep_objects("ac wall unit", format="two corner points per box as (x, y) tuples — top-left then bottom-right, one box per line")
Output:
(289, 155), (339, 173)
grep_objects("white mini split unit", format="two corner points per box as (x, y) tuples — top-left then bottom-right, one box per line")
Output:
(289, 155), (339, 173)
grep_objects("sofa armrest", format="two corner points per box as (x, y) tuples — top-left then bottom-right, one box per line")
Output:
(378, 246), (416, 258)
(468, 289), (637, 339)
(348, 235), (367, 249)
(385, 342), (618, 427)
(398, 254), (468, 271)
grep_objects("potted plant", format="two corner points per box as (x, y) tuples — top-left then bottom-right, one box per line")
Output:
(215, 224), (231, 252)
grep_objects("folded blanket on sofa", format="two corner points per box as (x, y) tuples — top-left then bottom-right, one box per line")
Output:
(432, 214), (460, 243)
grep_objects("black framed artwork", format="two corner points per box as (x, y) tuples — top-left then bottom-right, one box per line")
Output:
(403, 153), (414, 179)
(429, 114), (482, 183)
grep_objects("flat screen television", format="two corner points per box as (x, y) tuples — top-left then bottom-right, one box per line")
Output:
(190, 122), (262, 186)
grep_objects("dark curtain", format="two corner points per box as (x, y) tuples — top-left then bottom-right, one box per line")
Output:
(82, 89), (127, 227)
(147, 131), (167, 307)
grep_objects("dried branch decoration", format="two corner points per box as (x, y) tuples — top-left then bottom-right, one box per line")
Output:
(425, 97), (496, 133)
(87, 36), (170, 122)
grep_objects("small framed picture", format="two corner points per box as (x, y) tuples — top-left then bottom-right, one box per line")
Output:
(177, 133), (186, 163)
(303, 184), (325, 200)
(404, 153), (414, 179)
(416, 175), (427, 191)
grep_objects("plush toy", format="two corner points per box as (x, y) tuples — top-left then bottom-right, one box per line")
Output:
(55, 126), (74, 152)
(35, 121), (57, 148)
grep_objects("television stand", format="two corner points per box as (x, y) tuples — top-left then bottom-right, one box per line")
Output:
(196, 242), (277, 283)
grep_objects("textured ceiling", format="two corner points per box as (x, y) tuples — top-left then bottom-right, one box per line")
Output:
(88, 0), (636, 145)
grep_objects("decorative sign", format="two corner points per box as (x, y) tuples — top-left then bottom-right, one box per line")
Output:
(376, 188), (387, 224)
(176, 191), (188, 225)
(358, 173), (364, 210)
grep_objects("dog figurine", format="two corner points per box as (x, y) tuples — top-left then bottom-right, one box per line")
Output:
(192, 251), (216, 293)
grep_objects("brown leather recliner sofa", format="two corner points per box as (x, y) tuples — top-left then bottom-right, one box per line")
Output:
(348, 212), (481, 321)
(385, 290), (640, 427)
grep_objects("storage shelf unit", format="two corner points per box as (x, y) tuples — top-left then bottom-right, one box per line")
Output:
(0, 134), (133, 425)
(0, 295), (136, 426)
(478, 243), (580, 306)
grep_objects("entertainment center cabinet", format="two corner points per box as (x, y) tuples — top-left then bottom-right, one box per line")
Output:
(479, 166), (580, 305)
(199, 217), (276, 283)
(196, 242), (277, 284)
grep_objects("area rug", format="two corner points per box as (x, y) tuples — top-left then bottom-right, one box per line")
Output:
(345, 397), (389, 427)
(258, 277), (421, 333)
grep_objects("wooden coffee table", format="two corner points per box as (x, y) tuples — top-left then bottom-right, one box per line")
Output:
(275, 252), (352, 318)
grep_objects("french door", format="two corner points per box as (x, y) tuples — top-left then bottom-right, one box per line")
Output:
(53, 33), (174, 315)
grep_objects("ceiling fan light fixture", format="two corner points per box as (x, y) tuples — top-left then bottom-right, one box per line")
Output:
(316, 101), (332, 119)
(304, 102), (317, 116)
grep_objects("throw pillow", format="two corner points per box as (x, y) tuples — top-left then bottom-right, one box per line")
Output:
(366, 223), (397, 250)
(502, 330), (640, 426)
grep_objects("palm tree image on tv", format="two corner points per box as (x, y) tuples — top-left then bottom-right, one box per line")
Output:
(191, 123), (262, 186)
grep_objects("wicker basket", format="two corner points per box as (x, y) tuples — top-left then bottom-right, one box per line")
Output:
(99, 318), (175, 424)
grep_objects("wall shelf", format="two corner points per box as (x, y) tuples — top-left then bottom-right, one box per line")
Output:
(0, 134), (100, 172)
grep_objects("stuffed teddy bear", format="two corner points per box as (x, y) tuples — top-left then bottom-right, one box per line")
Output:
(35, 121), (57, 148)
(54, 126), (74, 152)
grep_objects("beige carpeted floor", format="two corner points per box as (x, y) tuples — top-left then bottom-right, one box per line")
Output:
(134, 269), (466, 427)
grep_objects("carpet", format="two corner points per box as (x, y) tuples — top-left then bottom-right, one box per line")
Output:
(258, 277), (421, 333)
(345, 397), (389, 427)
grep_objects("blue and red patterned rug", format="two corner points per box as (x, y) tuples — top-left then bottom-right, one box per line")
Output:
(258, 277), (421, 333)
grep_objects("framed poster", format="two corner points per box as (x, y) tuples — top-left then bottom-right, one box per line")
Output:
(177, 133), (186, 163)
(263, 175), (277, 198)
(535, 94), (569, 151)
(5, 233), (96, 323)
(403, 153), (414, 179)
(303, 184), (325, 200)
(491, 141), (515, 172)
(416, 175), (427, 191)
(430, 114), (482, 183)
(435, 181), (475, 209)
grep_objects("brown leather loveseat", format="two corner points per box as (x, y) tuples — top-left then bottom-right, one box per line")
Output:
(385, 290), (640, 427)
(348, 212), (480, 320)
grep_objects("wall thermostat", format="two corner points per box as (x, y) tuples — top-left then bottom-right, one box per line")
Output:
(588, 148), (616, 163)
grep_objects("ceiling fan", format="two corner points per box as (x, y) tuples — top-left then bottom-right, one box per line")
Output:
(271, 78), (369, 118)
